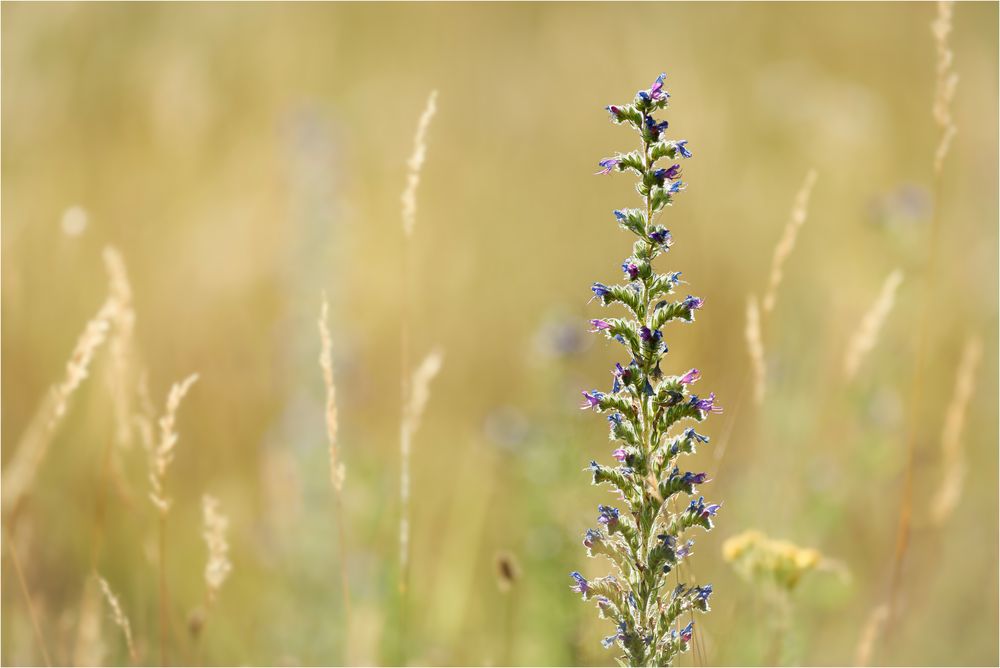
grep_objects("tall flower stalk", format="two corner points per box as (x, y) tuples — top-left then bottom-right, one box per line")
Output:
(572, 73), (720, 667)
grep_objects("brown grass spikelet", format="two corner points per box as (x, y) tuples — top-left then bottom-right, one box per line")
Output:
(930, 335), (982, 525)
(399, 348), (444, 587)
(318, 293), (345, 491)
(149, 374), (199, 515)
(202, 494), (232, 605)
(97, 575), (137, 663)
(2, 296), (116, 515)
(843, 270), (904, 382)
(762, 169), (817, 314)
(854, 603), (889, 666)
(932, 0), (959, 176)
(402, 90), (439, 238)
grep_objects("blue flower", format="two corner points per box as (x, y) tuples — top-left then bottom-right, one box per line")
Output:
(596, 158), (620, 175)
(676, 539), (695, 559)
(690, 392), (723, 415)
(649, 227), (673, 248)
(682, 294), (704, 310)
(597, 505), (620, 529)
(581, 390), (605, 410)
(583, 529), (604, 549)
(644, 115), (669, 137)
(684, 427), (710, 443)
(680, 621), (694, 643)
(682, 471), (709, 485)
(694, 584), (713, 602)
(667, 180), (685, 194)
(675, 139), (692, 158)
(569, 571), (590, 596)
(607, 413), (623, 426)
(591, 282), (611, 300)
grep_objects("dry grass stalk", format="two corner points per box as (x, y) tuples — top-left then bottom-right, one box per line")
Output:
(2, 296), (117, 516)
(399, 348), (444, 589)
(843, 270), (904, 381)
(932, 1), (958, 176)
(401, 90), (439, 238)
(73, 578), (106, 667)
(97, 576), (137, 663)
(202, 495), (232, 605)
(930, 336), (982, 525)
(318, 294), (345, 491)
(103, 246), (137, 451)
(854, 603), (889, 666)
(745, 294), (766, 405)
(762, 169), (817, 314)
(148, 374), (199, 514)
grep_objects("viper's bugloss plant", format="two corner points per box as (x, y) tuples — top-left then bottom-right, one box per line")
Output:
(572, 72), (721, 667)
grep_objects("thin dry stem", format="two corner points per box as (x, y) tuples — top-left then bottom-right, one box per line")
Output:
(854, 603), (889, 666)
(762, 169), (817, 314)
(745, 294), (766, 405)
(930, 335), (982, 524)
(97, 575), (137, 663)
(5, 528), (53, 666)
(401, 90), (439, 238)
(103, 246), (137, 451)
(843, 270), (904, 381)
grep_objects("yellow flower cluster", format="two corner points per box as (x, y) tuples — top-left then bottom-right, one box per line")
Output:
(722, 529), (822, 591)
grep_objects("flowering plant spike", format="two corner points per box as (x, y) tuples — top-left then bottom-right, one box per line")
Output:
(573, 72), (720, 667)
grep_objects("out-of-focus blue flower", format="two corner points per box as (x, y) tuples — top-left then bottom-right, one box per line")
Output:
(583, 529), (604, 549)
(676, 539), (695, 559)
(570, 571), (590, 596)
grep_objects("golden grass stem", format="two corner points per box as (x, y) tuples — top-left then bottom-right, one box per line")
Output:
(843, 269), (904, 381)
(5, 527), (53, 667)
(318, 294), (353, 631)
(97, 575), (138, 664)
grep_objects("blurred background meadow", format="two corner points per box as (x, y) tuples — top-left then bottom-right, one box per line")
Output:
(2, 2), (998, 666)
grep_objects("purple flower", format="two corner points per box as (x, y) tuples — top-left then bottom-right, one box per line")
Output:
(639, 326), (653, 341)
(597, 505), (620, 528)
(679, 368), (701, 385)
(690, 392), (723, 415)
(622, 260), (640, 280)
(612, 448), (628, 462)
(682, 471), (709, 485)
(639, 73), (668, 102)
(676, 539), (695, 559)
(569, 571), (590, 596)
(591, 283), (611, 299)
(663, 163), (682, 179)
(589, 319), (612, 332)
(675, 139), (692, 158)
(607, 413), (623, 426)
(581, 390), (605, 410)
(596, 158), (620, 175)
(649, 227), (673, 247)
(683, 295), (704, 310)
